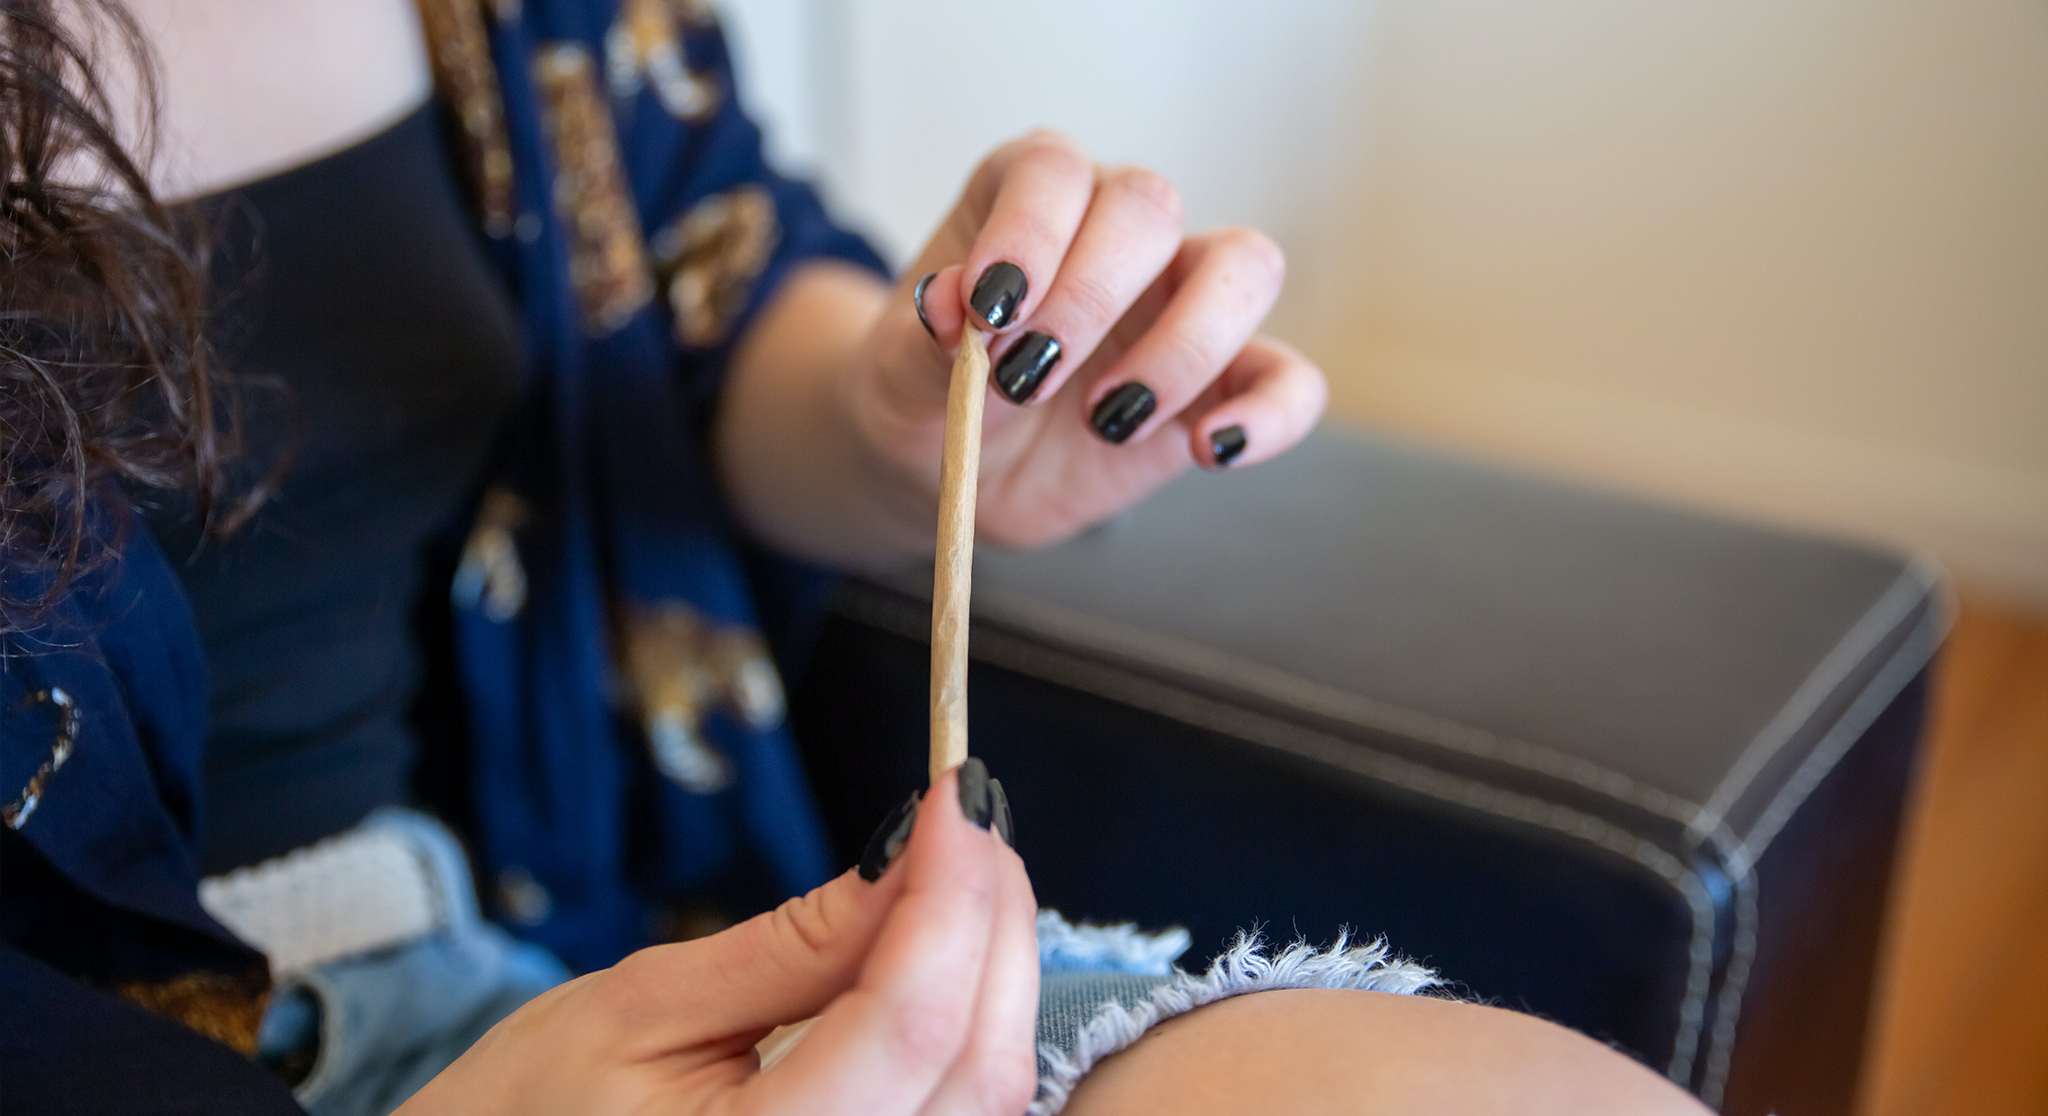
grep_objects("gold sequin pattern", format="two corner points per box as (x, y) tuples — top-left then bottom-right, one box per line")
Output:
(650, 184), (780, 348)
(618, 601), (787, 794)
(116, 970), (271, 1057)
(606, 0), (720, 120)
(4, 688), (78, 830)
(452, 487), (531, 622)
(416, 0), (517, 236)
(535, 43), (656, 335)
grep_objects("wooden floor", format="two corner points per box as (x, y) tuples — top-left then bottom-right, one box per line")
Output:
(1859, 595), (2048, 1116)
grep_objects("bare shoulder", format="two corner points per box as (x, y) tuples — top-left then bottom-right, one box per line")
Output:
(1061, 989), (1713, 1116)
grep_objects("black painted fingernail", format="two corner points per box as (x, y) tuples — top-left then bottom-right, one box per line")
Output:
(969, 262), (1027, 329)
(989, 778), (1013, 847)
(1209, 425), (1248, 468)
(1090, 382), (1157, 444)
(957, 757), (994, 830)
(912, 273), (938, 341)
(858, 791), (920, 881)
(992, 331), (1061, 404)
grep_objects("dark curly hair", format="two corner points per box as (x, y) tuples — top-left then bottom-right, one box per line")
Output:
(1, 0), (265, 631)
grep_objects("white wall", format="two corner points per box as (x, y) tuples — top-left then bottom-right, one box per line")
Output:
(720, 0), (2048, 609)
(718, 0), (1376, 347)
(1329, 0), (2048, 610)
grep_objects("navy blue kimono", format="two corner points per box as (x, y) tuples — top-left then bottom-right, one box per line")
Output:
(1, 0), (886, 1106)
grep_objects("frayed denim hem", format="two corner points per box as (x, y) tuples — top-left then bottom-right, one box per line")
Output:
(1029, 915), (1439, 1116)
(1037, 910), (1192, 976)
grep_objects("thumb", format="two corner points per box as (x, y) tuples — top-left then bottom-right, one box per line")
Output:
(612, 820), (915, 1046)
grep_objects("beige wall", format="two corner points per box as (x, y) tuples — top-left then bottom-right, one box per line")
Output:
(1301, 0), (2048, 608)
(726, 0), (2048, 608)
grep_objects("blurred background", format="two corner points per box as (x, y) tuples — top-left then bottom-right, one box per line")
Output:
(719, 1), (2046, 1113)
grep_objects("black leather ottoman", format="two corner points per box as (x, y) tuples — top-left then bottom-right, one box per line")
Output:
(792, 430), (1943, 1115)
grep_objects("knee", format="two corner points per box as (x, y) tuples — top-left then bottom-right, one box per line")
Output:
(1059, 989), (1711, 1116)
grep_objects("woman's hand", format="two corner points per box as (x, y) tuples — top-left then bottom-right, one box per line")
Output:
(396, 765), (1039, 1116)
(715, 131), (1326, 568)
(850, 130), (1328, 550)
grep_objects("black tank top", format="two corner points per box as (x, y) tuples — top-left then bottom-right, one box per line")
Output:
(139, 104), (523, 873)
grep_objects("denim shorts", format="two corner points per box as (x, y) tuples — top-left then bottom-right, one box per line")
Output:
(259, 812), (1436, 1116)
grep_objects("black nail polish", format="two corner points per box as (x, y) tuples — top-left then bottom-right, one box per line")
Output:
(992, 331), (1061, 404)
(957, 757), (994, 830)
(912, 273), (938, 341)
(858, 791), (920, 881)
(1209, 425), (1248, 468)
(1090, 383), (1157, 444)
(989, 778), (1014, 847)
(969, 262), (1028, 329)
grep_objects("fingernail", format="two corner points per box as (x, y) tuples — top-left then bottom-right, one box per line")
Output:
(989, 777), (1014, 847)
(969, 262), (1028, 329)
(858, 791), (920, 881)
(1090, 382), (1157, 444)
(1209, 425), (1248, 468)
(992, 331), (1061, 404)
(912, 273), (938, 340)
(957, 757), (994, 830)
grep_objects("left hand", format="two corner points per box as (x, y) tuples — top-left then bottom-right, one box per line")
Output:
(845, 130), (1328, 549)
(396, 765), (1040, 1116)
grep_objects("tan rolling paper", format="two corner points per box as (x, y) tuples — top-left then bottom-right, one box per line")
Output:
(929, 327), (991, 785)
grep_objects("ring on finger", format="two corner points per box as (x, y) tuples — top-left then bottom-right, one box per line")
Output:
(912, 272), (939, 343)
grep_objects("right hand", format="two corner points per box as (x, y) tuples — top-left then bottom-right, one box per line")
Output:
(397, 764), (1040, 1116)
(844, 130), (1323, 550)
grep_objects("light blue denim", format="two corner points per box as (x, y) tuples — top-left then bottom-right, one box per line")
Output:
(256, 810), (569, 1116)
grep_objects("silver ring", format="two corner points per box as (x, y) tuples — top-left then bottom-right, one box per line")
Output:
(912, 272), (938, 342)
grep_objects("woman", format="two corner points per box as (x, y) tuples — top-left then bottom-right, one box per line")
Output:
(0, 1), (1708, 1112)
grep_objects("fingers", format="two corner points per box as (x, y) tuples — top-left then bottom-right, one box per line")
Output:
(741, 765), (1011, 1116)
(1081, 228), (1286, 448)
(594, 864), (909, 1057)
(915, 840), (1042, 1116)
(986, 165), (1185, 407)
(1181, 335), (1328, 470)
(955, 132), (1096, 332)
(893, 139), (1315, 501)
